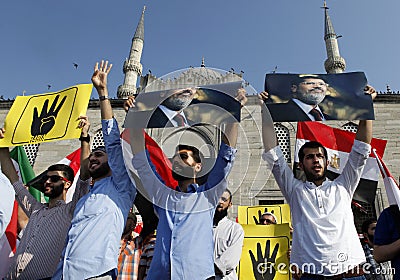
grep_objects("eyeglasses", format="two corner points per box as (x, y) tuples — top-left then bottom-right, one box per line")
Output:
(45, 175), (70, 183)
(301, 82), (328, 87)
(260, 218), (276, 225)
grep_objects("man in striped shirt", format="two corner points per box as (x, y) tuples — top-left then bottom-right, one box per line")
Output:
(0, 120), (91, 279)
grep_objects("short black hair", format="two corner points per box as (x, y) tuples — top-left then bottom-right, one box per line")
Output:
(176, 144), (203, 163)
(298, 141), (328, 163)
(47, 164), (74, 182)
(361, 218), (377, 234)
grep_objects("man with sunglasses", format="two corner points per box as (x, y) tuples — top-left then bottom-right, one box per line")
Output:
(129, 88), (246, 279)
(53, 60), (136, 280)
(0, 127), (90, 279)
(259, 211), (277, 225)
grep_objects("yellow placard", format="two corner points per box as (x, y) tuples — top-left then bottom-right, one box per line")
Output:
(238, 223), (291, 280)
(0, 84), (92, 147)
(238, 204), (291, 225)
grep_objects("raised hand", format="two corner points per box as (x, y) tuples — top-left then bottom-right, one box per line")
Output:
(249, 240), (280, 280)
(0, 128), (5, 139)
(235, 88), (248, 107)
(77, 116), (90, 136)
(364, 85), (377, 100)
(31, 95), (66, 136)
(91, 60), (112, 93)
(258, 91), (269, 105)
(123, 95), (136, 113)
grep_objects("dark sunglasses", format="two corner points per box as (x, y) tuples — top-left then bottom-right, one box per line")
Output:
(260, 218), (276, 225)
(45, 175), (70, 183)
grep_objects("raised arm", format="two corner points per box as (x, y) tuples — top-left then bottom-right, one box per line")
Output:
(92, 60), (113, 120)
(124, 96), (146, 155)
(0, 129), (19, 184)
(77, 116), (91, 180)
(260, 92), (278, 151)
(355, 85), (376, 144)
(0, 128), (42, 214)
(221, 88), (247, 148)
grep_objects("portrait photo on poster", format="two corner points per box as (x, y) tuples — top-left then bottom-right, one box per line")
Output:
(123, 81), (243, 129)
(264, 72), (374, 122)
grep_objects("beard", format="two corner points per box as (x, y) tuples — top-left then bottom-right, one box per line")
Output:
(89, 162), (111, 180)
(303, 166), (327, 182)
(296, 90), (326, 105)
(162, 96), (192, 111)
(45, 183), (65, 199)
(213, 207), (228, 226)
(171, 163), (195, 182)
(171, 170), (193, 182)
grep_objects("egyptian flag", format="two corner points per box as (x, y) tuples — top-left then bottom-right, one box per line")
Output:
(58, 148), (81, 203)
(121, 128), (177, 189)
(295, 122), (387, 205)
(373, 150), (400, 207)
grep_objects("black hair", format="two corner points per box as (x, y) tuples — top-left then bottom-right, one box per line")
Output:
(361, 218), (377, 234)
(127, 212), (137, 226)
(298, 141), (328, 163)
(176, 144), (203, 163)
(47, 164), (74, 182)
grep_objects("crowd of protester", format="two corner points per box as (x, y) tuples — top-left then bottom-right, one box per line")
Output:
(0, 61), (398, 280)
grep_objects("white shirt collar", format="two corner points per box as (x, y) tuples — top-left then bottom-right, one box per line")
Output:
(158, 105), (188, 127)
(292, 99), (325, 121)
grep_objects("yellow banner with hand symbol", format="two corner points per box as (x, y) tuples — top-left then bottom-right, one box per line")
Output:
(0, 84), (92, 147)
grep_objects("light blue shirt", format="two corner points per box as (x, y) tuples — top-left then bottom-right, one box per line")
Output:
(132, 142), (236, 280)
(0, 171), (15, 237)
(53, 118), (136, 280)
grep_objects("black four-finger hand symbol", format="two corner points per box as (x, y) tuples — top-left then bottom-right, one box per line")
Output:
(249, 240), (280, 280)
(31, 95), (66, 136)
(253, 208), (274, 224)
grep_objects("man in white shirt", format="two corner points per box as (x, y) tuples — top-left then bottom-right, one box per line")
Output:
(213, 189), (244, 280)
(259, 87), (376, 279)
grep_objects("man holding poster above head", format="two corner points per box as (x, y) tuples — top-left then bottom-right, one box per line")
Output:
(127, 87), (247, 279)
(265, 72), (375, 122)
(259, 86), (377, 279)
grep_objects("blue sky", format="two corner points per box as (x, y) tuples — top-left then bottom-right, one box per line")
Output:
(1, 1), (399, 99)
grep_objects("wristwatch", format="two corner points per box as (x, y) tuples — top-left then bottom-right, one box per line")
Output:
(79, 134), (90, 143)
(99, 95), (109, 101)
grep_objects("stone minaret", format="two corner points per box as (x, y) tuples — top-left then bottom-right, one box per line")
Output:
(323, 1), (346, 74)
(117, 6), (145, 99)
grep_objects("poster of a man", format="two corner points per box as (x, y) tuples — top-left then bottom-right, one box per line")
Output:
(264, 72), (374, 122)
(124, 81), (243, 129)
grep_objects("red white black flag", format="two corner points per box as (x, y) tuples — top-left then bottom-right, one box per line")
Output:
(295, 122), (387, 205)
